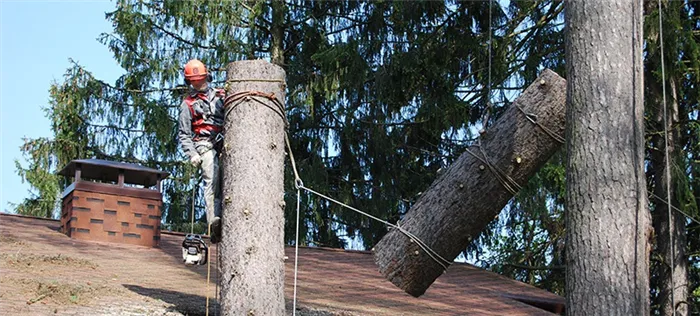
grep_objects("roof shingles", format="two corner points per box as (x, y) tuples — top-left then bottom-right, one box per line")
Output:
(0, 213), (563, 315)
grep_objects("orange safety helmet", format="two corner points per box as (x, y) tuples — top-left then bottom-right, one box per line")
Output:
(184, 59), (208, 81)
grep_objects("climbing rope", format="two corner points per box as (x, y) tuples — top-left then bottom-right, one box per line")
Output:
(187, 170), (215, 316)
(651, 193), (700, 227)
(190, 176), (197, 235)
(206, 222), (213, 316)
(658, 1), (676, 314)
(293, 185), (301, 316)
(282, 138), (451, 271)
(224, 90), (288, 127)
(188, 173), (215, 316)
(515, 104), (566, 144)
(216, 244), (220, 316)
(285, 132), (303, 316)
(222, 89), (453, 314)
(487, 0), (493, 105)
(228, 78), (286, 83)
(463, 145), (522, 196)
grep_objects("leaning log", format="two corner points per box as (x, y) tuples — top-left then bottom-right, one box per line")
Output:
(373, 69), (567, 297)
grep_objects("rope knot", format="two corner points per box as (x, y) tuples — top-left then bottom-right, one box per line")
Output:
(223, 90), (289, 127)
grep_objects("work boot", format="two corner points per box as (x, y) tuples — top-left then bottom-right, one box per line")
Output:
(209, 217), (222, 244)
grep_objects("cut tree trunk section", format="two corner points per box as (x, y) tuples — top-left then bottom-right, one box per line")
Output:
(373, 69), (566, 297)
(220, 60), (287, 315)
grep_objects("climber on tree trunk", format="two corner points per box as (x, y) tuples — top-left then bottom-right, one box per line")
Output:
(178, 59), (226, 244)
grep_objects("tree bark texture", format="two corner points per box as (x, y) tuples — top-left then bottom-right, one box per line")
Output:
(565, 1), (651, 315)
(270, 0), (285, 66)
(220, 60), (287, 316)
(651, 77), (688, 316)
(373, 69), (567, 297)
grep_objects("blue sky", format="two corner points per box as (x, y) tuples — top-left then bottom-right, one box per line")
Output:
(1, 0), (123, 212)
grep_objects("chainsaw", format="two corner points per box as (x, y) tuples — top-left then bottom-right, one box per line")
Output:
(182, 234), (208, 266)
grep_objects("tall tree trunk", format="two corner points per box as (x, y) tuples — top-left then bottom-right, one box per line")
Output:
(652, 77), (689, 316)
(373, 69), (567, 297)
(220, 60), (287, 315)
(270, 0), (285, 66)
(565, 1), (651, 315)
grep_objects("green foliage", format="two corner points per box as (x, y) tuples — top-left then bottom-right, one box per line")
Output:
(644, 1), (700, 313)
(14, 66), (94, 218)
(476, 152), (566, 295)
(17, 0), (559, 241)
(15, 1), (700, 308)
(13, 138), (61, 218)
(16, 0), (567, 268)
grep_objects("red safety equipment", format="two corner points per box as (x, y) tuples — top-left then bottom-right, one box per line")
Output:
(184, 59), (208, 81)
(184, 90), (225, 137)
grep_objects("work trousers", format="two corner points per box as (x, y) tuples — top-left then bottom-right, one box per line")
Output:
(197, 145), (222, 225)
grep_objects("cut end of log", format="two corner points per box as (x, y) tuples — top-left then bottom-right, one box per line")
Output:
(373, 239), (432, 298)
(405, 285), (428, 298)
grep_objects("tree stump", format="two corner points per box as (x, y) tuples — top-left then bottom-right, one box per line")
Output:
(373, 69), (567, 297)
(220, 60), (287, 315)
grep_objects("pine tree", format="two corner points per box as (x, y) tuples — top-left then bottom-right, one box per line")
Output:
(16, 0), (555, 248)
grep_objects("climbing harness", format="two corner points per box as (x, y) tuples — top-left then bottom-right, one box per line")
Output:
(180, 89), (225, 263)
(182, 233), (209, 266)
(186, 89), (226, 139)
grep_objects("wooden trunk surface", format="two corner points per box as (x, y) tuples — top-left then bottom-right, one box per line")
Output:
(220, 60), (287, 316)
(373, 69), (566, 297)
(564, 1), (650, 315)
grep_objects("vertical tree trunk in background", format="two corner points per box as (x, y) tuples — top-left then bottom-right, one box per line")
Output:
(270, 0), (286, 66)
(565, 1), (651, 315)
(652, 77), (689, 316)
(220, 60), (287, 315)
(373, 69), (567, 297)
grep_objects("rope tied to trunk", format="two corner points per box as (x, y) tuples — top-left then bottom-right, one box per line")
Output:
(283, 130), (452, 314)
(463, 144), (522, 196)
(515, 104), (565, 144)
(220, 86), (452, 314)
(223, 90), (289, 128)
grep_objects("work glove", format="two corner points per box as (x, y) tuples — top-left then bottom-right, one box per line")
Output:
(190, 154), (202, 167)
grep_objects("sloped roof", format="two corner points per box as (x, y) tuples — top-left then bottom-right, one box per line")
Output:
(0, 213), (564, 315)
